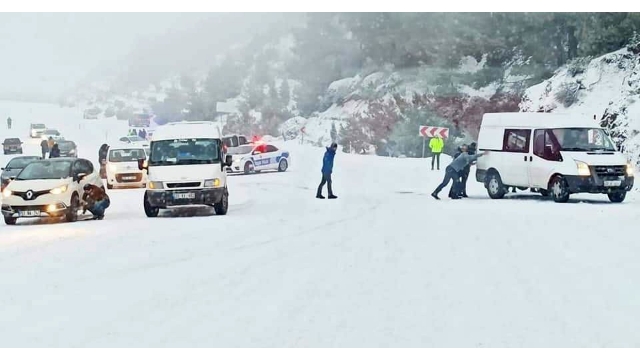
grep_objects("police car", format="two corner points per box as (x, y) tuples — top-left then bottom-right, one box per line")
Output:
(226, 142), (290, 174)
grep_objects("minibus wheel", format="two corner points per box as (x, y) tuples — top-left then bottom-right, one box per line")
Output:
(607, 191), (626, 203)
(549, 176), (570, 203)
(486, 171), (506, 199)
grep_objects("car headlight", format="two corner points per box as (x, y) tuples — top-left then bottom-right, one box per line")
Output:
(50, 185), (68, 195)
(2, 188), (12, 198)
(626, 162), (635, 177)
(148, 181), (163, 189)
(204, 178), (221, 187)
(575, 160), (591, 176)
(69, 149), (76, 154)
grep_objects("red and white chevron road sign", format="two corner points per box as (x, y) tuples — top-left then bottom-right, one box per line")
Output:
(419, 126), (449, 138)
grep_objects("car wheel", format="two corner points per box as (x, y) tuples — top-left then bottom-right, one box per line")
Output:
(485, 171), (506, 199)
(549, 176), (570, 203)
(243, 162), (254, 175)
(278, 159), (288, 172)
(607, 191), (626, 203)
(144, 192), (159, 218)
(214, 189), (228, 215)
(4, 216), (16, 225)
(66, 193), (80, 222)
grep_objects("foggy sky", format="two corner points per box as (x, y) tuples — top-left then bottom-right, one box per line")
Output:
(0, 13), (215, 100)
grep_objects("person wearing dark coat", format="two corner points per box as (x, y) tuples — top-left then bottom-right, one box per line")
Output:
(316, 142), (338, 199)
(432, 150), (488, 200)
(457, 142), (477, 198)
(98, 144), (109, 163)
(40, 139), (49, 159)
(448, 146), (463, 198)
(49, 143), (61, 158)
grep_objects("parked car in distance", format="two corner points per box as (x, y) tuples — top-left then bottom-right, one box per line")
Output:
(57, 140), (78, 158)
(30, 123), (46, 138)
(2, 138), (23, 155)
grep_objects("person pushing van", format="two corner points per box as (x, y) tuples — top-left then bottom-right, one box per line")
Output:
(431, 149), (488, 200)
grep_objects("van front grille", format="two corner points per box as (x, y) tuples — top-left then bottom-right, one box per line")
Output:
(166, 182), (201, 188)
(592, 165), (626, 177)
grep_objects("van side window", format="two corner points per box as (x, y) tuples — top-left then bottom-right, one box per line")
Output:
(502, 129), (530, 153)
(533, 129), (562, 161)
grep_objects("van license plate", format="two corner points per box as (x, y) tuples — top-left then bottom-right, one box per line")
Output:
(174, 193), (195, 200)
(604, 180), (621, 187)
(20, 210), (41, 217)
(123, 176), (136, 180)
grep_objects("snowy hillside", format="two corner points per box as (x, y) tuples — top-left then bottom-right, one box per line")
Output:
(520, 45), (640, 165)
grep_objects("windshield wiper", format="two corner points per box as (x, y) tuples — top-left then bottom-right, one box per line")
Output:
(561, 147), (589, 151)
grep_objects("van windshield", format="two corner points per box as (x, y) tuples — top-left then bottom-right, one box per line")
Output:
(149, 138), (221, 166)
(550, 128), (616, 152)
(109, 148), (147, 162)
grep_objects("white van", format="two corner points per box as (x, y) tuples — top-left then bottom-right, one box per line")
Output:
(476, 112), (634, 203)
(106, 146), (148, 189)
(137, 121), (233, 217)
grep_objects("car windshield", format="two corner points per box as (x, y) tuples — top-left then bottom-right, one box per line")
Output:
(149, 138), (221, 166)
(5, 157), (40, 169)
(227, 145), (254, 155)
(109, 148), (147, 162)
(4, 138), (20, 144)
(550, 128), (617, 151)
(58, 142), (75, 151)
(32, 124), (45, 129)
(129, 137), (144, 142)
(16, 160), (72, 180)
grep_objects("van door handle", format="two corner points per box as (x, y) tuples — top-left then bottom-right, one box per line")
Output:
(529, 156), (533, 161)
(524, 156), (527, 161)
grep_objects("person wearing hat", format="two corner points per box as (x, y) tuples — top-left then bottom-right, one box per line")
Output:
(81, 183), (110, 220)
(316, 142), (338, 199)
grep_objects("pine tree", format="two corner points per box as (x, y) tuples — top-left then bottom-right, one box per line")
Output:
(330, 122), (338, 143)
(280, 79), (291, 109)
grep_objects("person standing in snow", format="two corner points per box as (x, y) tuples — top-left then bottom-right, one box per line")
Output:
(98, 143), (109, 179)
(429, 135), (444, 170)
(40, 138), (49, 159)
(432, 150), (488, 200)
(457, 142), (477, 198)
(316, 142), (338, 199)
(448, 145), (464, 198)
(49, 143), (61, 158)
(6, 117), (11, 129)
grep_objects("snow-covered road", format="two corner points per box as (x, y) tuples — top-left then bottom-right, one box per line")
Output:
(1, 101), (640, 347)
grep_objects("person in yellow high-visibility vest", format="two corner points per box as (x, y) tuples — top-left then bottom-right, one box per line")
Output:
(429, 135), (444, 170)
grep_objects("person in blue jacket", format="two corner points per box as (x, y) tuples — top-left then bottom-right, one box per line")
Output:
(316, 142), (338, 199)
